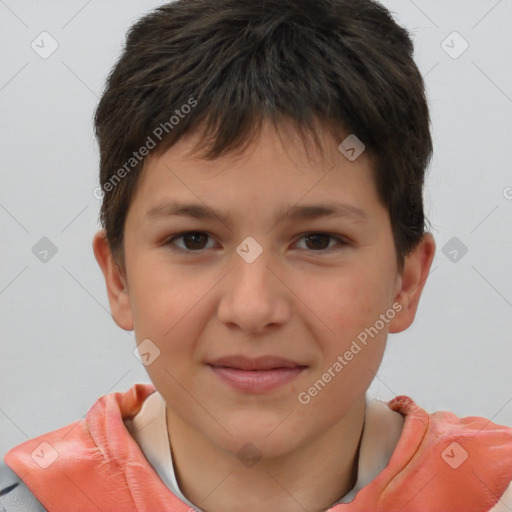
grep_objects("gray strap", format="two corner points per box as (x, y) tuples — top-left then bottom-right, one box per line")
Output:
(0, 463), (46, 512)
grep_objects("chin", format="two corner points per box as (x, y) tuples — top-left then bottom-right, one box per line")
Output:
(213, 413), (304, 459)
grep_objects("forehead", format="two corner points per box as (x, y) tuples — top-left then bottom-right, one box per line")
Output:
(128, 119), (383, 225)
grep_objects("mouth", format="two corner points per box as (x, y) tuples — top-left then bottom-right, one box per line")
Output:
(207, 355), (308, 393)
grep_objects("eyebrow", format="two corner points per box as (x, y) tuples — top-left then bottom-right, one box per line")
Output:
(144, 201), (369, 225)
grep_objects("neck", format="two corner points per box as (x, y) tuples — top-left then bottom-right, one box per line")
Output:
(166, 398), (366, 512)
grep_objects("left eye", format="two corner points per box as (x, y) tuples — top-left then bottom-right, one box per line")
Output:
(165, 232), (348, 253)
(294, 233), (348, 251)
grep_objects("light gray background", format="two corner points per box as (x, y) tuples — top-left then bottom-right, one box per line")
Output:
(1, 0), (511, 459)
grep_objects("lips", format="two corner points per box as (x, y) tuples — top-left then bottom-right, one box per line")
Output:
(208, 354), (306, 371)
(207, 355), (307, 393)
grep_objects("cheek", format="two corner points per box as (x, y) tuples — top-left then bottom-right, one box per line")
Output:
(127, 261), (204, 370)
(129, 255), (198, 329)
(302, 264), (394, 343)
(298, 275), (391, 416)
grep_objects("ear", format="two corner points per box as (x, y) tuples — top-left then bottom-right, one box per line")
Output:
(92, 230), (134, 331)
(388, 233), (436, 333)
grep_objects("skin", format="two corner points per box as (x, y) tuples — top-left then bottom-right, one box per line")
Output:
(93, 118), (435, 512)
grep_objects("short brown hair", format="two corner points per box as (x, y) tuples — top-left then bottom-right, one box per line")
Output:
(94, 0), (432, 272)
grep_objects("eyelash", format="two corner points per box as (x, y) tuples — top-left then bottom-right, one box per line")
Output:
(164, 231), (350, 254)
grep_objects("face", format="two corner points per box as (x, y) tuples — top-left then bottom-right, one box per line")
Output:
(95, 119), (433, 459)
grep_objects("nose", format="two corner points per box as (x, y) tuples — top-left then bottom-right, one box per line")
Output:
(217, 246), (291, 335)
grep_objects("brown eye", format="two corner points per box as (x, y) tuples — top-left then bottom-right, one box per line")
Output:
(182, 233), (208, 250)
(294, 233), (348, 252)
(304, 234), (331, 250)
(167, 232), (215, 252)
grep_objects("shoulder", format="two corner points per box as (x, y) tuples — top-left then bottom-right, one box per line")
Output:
(1, 383), (160, 512)
(0, 462), (46, 512)
(389, 395), (512, 452)
(382, 396), (512, 510)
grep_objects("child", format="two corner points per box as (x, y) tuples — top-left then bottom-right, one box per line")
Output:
(2, 0), (511, 510)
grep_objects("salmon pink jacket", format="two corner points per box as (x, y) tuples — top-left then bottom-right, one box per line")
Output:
(3, 383), (512, 512)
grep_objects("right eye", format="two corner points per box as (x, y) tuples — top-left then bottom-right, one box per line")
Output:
(164, 231), (217, 252)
